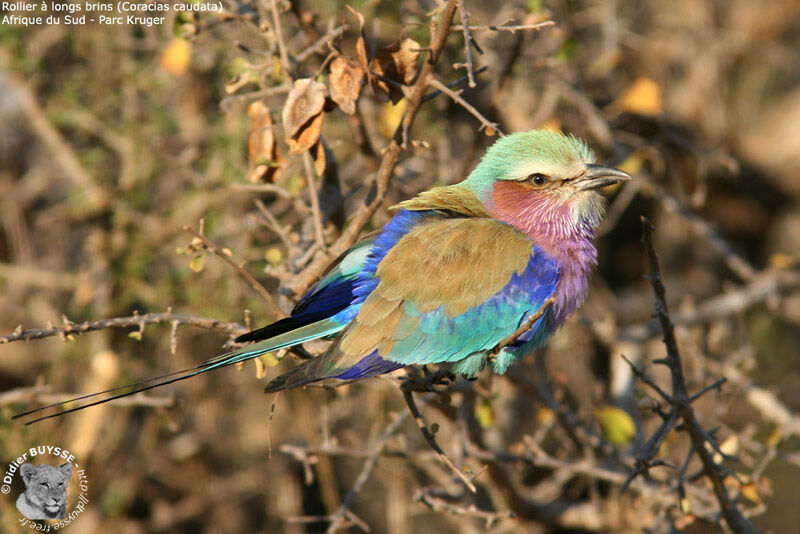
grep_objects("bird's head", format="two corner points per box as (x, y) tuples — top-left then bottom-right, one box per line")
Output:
(462, 130), (631, 239)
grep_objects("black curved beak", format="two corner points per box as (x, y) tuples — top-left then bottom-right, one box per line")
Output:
(576, 164), (632, 191)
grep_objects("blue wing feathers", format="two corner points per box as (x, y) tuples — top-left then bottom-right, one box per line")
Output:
(332, 351), (403, 380)
(254, 210), (560, 388)
(235, 280), (355, 343)
(378, 244), (559, 370)
(237, 238), (377, 343)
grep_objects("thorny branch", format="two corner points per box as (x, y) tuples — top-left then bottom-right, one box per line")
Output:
(0, 311), (246, 344)
(627, 217), (760, 534)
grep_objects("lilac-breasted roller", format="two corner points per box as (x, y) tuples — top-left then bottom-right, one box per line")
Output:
(17, 130), (630, 422)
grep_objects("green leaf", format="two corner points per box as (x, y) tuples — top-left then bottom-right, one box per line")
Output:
(189, 253), (206, 273)
(556, 38), (578, 62)
(260, 353), (279, 367)
(476, 400), (493, 429)
(526, 0), (542, 13)
(594, 406), (636, 446)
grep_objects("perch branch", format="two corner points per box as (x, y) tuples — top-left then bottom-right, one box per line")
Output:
(489, 297), (554, 359)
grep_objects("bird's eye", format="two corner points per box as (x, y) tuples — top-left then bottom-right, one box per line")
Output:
(527, 173), (548, 186)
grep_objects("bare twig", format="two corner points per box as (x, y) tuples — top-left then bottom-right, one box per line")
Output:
(220, 83), (292, 111)
(295, 24), (346, 62)
(452, 21), (555, 33)
(0, 53), (107, 210)
(620, 269), (800, 343)
(231, 182), (294, 199)
(325, 410), (410, 533)
(642, 179), (757, 281)
(0, 262), (77, 290)
(270, 0), (292, 77)
(427, 78), (503, 136)
(302, 152), (329, 253)
(709, 359), (800, 437)
(456, 1), (477, 88)
(289, 510), (370, 532)
(415, 487), (515, 528)
(421, 65), (488, 103)
(401, 387), (478, 493)
(0, 311), (246, 344)
(252, 198), (297, 257)
(184, 224), (282, 316)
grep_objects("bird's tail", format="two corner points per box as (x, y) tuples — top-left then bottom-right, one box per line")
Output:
(263, 356), (329, 393)
(264, 346), (406, 393)
(12, 318), (343, 425)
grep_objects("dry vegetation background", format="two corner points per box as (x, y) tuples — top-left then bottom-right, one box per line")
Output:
(1, 0), (800, 532)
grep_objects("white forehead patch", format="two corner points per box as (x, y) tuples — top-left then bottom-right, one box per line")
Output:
(511, 158), (588, 181)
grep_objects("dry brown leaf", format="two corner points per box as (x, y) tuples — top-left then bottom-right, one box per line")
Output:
(282, 78), (327, 138)
(246, 101), (282, 183)
(310, 140), (326, 177)
(329, 55), (364, 115)
(371, 38), (420, 103)
(346, 6), (370, 76)
(378, 99), (407, 137)
(287, 112), (324, 156)
(283, 79), (327, 156)
(741, 481), (761, 504)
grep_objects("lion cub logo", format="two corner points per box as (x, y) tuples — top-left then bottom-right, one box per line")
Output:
(15, 462), (72, 520)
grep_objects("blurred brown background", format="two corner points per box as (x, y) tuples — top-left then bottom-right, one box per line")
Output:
(1, 0), (799, 532)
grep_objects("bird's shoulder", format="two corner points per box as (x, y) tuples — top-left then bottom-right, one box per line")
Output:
(390, 184), (489, 218)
